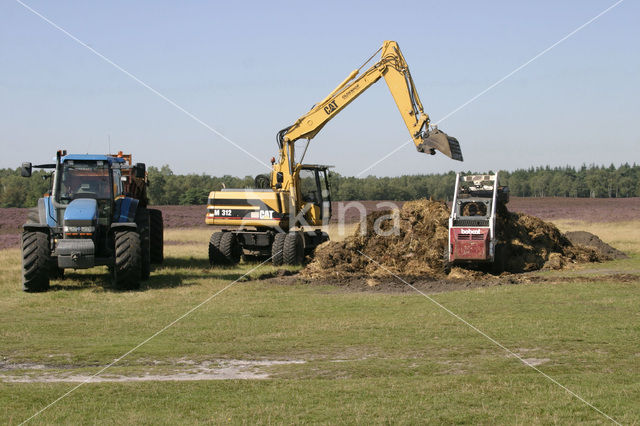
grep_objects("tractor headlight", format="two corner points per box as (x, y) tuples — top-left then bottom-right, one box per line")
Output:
(64, 226), (95, 234)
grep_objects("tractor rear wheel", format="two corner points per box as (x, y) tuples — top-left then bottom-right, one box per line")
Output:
(283, 232), (304, 265)
(271, 232), (286, 266)
(149, 209), (164, 264)
(22, 231), (50, 292)
(219, 232), (241, 265)
(113, 230), (142, 290)
(137, 209), (151, 280)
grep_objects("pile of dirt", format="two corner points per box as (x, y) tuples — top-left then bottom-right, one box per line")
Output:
(303, 199), (619, 281)
(303, 200), (451, 280)
(564, 231), (628, 260)
(494, 205), (604, 272)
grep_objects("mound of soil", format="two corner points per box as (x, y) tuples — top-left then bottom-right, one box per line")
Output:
(564, 231), (628, 260)
(303, 199), (616, 281)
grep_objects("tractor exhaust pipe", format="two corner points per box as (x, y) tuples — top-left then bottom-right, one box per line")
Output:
(417, 128), (463, 161)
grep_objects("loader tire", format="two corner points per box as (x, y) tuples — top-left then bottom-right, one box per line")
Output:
(137, 209), (151, 281)
(113, 230), (142, 290)
(283, 232), (304, 265)
(491, 244), (506, 274)
(443, 246), (451, 275)
(219, 232), (241, 265)
(271, 232), (286, 266)
(208, 232), (224, 265)
(149, 209), (164, 264)
(22, 231), (50, 292)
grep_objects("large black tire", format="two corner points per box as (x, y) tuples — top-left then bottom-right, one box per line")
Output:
(149, 209), (164, 264)
(136, 209), (151, 281)
(22, 231), (51, 292)
(491, 243), (506, 274)
(443, 245), (451, 275)
(208, 232), (224, 265)
(254, 174), (271, 189)
(113, 230), (142, 290)
(283, 232), (304, 265)
(219, 232), (241, 265)
(271, 232), (286, 266)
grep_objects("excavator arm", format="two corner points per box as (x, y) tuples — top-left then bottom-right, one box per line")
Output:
(278, 41), (463, 167)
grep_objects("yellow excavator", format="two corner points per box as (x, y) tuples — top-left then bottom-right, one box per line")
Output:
(206, 40), (463, 266)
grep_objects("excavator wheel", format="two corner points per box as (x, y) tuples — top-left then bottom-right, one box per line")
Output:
(271, 232), (286, 266)
(208, 232), (224, 265)
(219, 232), (241, 265)
(283, 232), (304, 265)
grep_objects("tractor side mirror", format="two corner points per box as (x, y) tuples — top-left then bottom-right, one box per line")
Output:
(21, 162), (32, 177)
(134, 163), (146, 178)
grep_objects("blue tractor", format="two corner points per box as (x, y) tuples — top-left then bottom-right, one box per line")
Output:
(20, 150), (164, 291)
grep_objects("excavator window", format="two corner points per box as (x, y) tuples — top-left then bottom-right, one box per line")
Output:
(299, 167), (331, 221)
(299, 169), (320, 204)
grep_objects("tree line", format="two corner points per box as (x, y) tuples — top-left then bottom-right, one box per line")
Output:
(1, 163), (638, 208)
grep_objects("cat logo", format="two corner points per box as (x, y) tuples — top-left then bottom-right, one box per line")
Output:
(323, 100), (338, 115)
(259, 210), (274, 219)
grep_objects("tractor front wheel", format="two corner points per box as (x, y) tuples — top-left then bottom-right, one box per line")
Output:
(22, 231), (51, 292)
(113, 230), (142, 290)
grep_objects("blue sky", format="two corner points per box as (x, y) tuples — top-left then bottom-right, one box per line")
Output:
(1, 0), (638, 176)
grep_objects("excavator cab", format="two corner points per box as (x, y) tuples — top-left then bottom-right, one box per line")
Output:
(295, 165), (332, 226)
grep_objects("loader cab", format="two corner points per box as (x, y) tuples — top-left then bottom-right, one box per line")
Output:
(296, 165), (332, 226)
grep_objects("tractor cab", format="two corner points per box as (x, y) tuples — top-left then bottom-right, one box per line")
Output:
(54, 155), (126, 228)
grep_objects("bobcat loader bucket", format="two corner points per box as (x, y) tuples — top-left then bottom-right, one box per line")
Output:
(418, 128), (463, 161)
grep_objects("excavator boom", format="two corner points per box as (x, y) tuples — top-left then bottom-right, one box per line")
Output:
(281, 41), (463, 161)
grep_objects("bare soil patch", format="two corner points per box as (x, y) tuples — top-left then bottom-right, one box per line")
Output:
(0, 359), (306, 383)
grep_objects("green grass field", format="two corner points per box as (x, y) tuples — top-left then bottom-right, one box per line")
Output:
(1, 224), (639, 424)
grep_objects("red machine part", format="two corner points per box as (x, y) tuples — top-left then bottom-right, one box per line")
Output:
(449, 227), (490, 262)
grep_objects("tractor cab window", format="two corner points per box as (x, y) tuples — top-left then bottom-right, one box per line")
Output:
(58, 161), (111, 204)
(112, 169), (124, 197)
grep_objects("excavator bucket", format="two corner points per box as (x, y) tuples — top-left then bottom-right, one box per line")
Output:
(419, 129), (463, 161)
